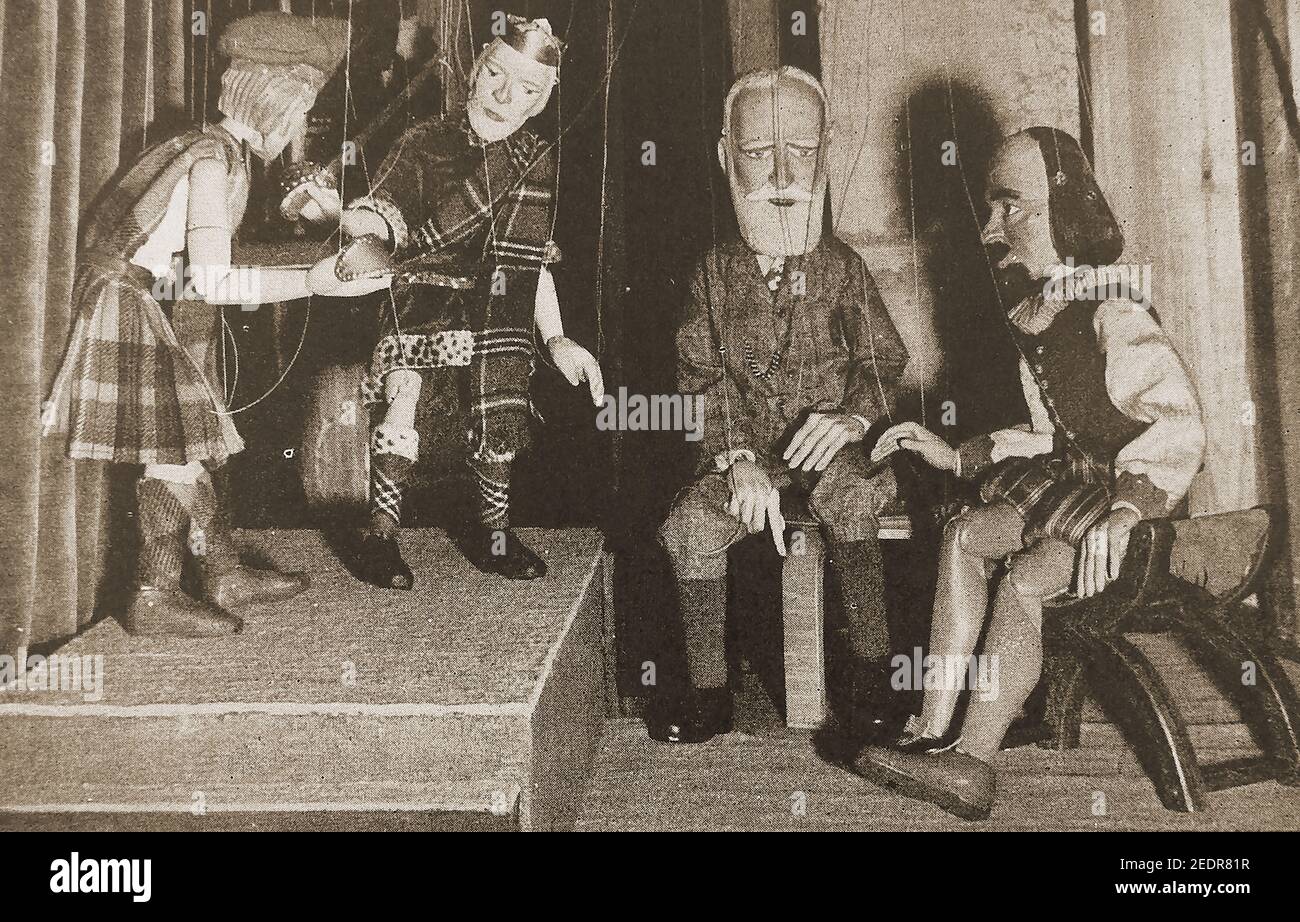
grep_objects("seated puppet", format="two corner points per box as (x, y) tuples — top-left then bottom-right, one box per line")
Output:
(858, 128), (1206, 820)
(41, 13), (392, 638)
(301, 16), (604, 587)
(647, 67), (910, 750)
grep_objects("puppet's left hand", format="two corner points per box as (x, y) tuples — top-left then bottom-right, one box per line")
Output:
(1075, 506), (1142, 598)
(784, 412), (868, 472)
(548, 336), (604, 406)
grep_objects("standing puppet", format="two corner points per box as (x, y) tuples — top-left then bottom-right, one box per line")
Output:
(41, 13), (391, 638)
(858, 128), (1205, 820)
(647, 67), (909, 749)
(304, 15), (603, 588)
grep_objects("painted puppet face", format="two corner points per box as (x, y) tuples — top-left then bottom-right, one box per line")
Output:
(720, 75), (827, 257)
(981, 133), (1060, 286)
(467, 42), (556, 143)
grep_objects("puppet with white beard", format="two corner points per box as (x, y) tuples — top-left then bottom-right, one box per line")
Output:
(648, 67), (910, 755)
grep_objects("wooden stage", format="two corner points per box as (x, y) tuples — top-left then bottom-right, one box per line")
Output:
(0, 529), (608, 831)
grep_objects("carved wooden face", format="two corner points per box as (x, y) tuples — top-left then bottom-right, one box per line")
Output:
(981, 133), (1060, 285)
(720, 75), (827, 257)
(466, 42), (556, 143)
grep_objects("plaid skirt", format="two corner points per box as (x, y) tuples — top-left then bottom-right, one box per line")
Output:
(978, 453), (1112, 548)
(45, 255), (243, 466)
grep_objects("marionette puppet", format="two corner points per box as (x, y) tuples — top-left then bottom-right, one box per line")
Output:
(857, 128), (1206, 820)
(41, 13), (394, 638)
(301, 15), (603, 588)
(646, 67), (910, 750)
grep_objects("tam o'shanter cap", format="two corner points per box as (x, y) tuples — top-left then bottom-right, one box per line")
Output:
(218, 13), (349, 88)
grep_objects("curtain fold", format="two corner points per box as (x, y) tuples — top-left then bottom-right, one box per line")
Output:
(0, 0), (183, 660)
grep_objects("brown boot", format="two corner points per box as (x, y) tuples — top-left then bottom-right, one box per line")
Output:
(192, 470), (309, 609)
(123, 478), (241, 638)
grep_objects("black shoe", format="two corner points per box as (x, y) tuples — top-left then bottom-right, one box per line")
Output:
(645, 688), (733, 744)
(458, 525), (547, 580)
(814, 662), (906, 764)
(356, 532), (414, 590)
(852, 741), (996, 821)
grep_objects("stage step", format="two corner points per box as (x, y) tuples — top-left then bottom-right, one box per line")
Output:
(0, 529), (608, 831)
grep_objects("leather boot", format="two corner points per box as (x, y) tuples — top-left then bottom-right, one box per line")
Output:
(852, 740), (996, 821)
(458, 524), (547, 580)
(193, 472), (309, 608)
(356, 531), (415, 590)
(645, 687), (734, 744)
(123, 478), (241, 638)
(814, 658), (903, 764)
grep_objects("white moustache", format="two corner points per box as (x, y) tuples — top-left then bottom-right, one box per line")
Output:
(745, 184), (813, 204)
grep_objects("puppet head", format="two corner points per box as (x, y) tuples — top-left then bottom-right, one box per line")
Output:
(466, 16), (563, 144)
(719, 66), (830, 258)
(981, 127), (1123, 295)
(217, 13), (348, 160)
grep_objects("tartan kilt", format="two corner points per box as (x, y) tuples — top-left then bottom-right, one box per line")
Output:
(978, 454), (1111, 548)
(54, 259), (244, 466)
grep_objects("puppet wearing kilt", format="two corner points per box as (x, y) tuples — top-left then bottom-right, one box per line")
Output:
(42, 14), (354, 638)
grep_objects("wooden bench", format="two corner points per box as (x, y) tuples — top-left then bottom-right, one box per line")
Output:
(780, 505), (912, 729)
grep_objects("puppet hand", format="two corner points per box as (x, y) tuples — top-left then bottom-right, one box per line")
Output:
(1074, 507), (1141, 598)
(873, 421), (957, 471)
(298, 184), (342, 225)
(548, 336), (605, 406)
(784, 412), (867, 472)
(727, 459), (775, 534)
(339, 207), (390, 241)
(306, 238), (394, 297)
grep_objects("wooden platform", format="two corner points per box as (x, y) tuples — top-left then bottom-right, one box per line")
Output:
(0, 529), (607, 831)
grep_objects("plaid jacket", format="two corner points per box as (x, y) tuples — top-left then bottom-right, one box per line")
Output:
(677, 236), (908, 472)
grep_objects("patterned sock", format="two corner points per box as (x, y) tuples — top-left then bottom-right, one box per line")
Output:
(828, 538), (890, 661)
(469, 457), (511, 530)
(190, 470), (240, 573)
(136, 477), (191, 589)
(678, 578), (728, 690)
(369, 452), (412, 538)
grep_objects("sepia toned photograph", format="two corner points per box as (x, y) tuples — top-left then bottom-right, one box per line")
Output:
(1, 0), (1298, 860)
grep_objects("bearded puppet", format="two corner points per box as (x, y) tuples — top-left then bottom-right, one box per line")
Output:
(858, 128), (1205, 820)
(298, 15), (603, 588)
(648, 67), (910, 753)
(41, 13), (391, 639)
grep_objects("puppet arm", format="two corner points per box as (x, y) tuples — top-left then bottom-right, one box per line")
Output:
(954, 359), (1054, 479)
(679, 261), (759, 470)
(1097, 298), (1206, 519)
(187, 158), (312, 304)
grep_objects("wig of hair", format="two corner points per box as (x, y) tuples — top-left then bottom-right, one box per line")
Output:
(1021, 126), (1124, 267)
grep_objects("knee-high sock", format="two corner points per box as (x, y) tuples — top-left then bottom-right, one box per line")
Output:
(369, 423), (418, 537)
(190, 469), (240, 574)
(958, 583), (1044, 762)
(468, 457), (511, 530)
(678, 577), (728, 690)
(827, 539), (889, 662)
(136, 477), (192, 589)
(916, 531), (993, 738)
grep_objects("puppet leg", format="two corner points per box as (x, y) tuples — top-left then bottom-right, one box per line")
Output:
(806, 453), (903, 758)
(123, 464), (242, 637)
(645, 474), (747, 744)
(357, 369), (422, 590)
(193, 466), (309, 610)
(459, 453), (549, 581)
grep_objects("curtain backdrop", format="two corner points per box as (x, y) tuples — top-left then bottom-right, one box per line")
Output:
(0, 0), (188, 661)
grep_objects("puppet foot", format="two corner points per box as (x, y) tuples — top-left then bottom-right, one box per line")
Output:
(122, 587), (243, 638)
(356, 532), (414, 590)
(459, 526), (548, 580)
(645, 687), (733, 744)
(851, 742), (996, 821)
(203, 566), (310, 610)
(814, 660), (906, 764)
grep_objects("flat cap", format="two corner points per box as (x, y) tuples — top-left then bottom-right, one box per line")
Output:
(218, 13), (348, 81)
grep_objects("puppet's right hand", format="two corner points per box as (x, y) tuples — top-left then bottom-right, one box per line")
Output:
(299, 184), (342, 224)
(873, 421), (958, 472)
(727, 458), (775, 534)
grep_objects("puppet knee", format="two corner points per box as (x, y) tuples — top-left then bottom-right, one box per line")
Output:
(382, 369), (423, 430)
(808, 467), (893, 544)
(659, 487), (742, 581)
(143, 460), (206, 485)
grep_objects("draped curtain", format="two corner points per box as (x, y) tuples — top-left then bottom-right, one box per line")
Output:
(0, 0), (189, 661)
